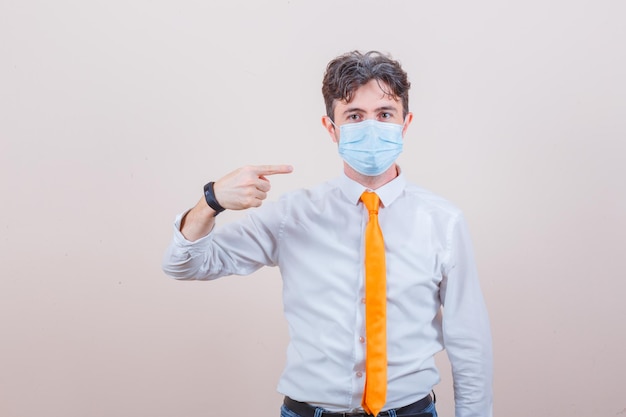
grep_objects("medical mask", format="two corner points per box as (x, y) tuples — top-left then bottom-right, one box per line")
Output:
(333, 119), (404, 176)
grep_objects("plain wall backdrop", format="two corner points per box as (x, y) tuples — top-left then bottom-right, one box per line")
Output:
(1, 1), (625, 416)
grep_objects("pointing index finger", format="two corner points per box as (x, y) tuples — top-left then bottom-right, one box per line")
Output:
(254, 164), (294, 176)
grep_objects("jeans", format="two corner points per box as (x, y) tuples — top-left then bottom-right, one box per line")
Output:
(280, 400), (438, 417)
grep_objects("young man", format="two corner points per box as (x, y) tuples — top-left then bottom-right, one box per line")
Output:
(162, 51), (493, 417)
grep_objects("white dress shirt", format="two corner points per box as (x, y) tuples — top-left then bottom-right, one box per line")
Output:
(162, 172), (493, 417)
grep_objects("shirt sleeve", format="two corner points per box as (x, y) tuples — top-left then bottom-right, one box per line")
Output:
(440, 213), (493, 417)
(161, 201), (283, 280)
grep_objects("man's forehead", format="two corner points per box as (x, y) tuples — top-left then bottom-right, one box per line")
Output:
(344, 80), (399, 102)
(337, 94), (402, 110)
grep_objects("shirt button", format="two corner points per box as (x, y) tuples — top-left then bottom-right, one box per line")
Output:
(356, 371), (363, 378)
(359, 336), (365, 343)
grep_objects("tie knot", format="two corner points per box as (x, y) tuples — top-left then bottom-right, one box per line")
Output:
(361, 191), (380, 213)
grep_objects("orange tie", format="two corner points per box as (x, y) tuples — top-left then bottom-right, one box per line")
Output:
(360, 191), (387, 416)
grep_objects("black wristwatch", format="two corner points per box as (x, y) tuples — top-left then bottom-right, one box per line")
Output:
(203, 181), (226, 216)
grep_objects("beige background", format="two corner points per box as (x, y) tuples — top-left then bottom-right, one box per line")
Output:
(1, 0), (625, 416)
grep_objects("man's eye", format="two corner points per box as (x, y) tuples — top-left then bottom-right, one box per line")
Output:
(381, 112), (392, 119)
(348, 114), (360, 121)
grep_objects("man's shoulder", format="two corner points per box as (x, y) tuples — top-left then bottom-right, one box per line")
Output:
(402, 181), (463, 217)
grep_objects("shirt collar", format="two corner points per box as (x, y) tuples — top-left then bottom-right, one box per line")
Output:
(337, 167), (406, 208)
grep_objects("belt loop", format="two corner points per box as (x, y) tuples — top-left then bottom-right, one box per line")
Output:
(431, 390), (436, 404)
(313, 408), (324, 417)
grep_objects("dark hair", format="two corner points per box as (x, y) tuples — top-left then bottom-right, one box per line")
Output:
(322, 50), (411, 121)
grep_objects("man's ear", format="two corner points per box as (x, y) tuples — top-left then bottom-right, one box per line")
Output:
(321, 116), (339, 144)
(402, 112), (414, 137)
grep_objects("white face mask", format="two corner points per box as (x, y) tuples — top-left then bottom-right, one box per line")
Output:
(333, 119), (404, 176)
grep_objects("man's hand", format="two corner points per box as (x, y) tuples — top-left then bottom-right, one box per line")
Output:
(214, 165), (294, 210)
(180, 164), (293, 242)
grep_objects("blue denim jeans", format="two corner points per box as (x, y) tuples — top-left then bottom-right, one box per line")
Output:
(280, 400), (437, 417)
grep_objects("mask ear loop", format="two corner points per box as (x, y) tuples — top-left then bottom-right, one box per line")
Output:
(327, 117), (341, 144)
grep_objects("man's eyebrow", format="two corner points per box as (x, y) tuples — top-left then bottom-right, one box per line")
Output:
(341, 105), (399, 115)
(375, 105), (398, 113)
(342, 106), (365, 115)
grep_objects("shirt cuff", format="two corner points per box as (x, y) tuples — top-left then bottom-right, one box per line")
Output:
(171, 210), (214, 250)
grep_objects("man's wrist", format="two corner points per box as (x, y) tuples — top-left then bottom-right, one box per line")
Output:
(203, 181), (226, 216)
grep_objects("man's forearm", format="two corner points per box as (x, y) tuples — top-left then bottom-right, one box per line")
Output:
(180, 197), (217, 242)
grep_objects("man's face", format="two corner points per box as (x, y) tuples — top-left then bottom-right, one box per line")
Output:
(322, 79), (412, 143)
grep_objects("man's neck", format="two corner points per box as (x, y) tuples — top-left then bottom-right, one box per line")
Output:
(344, 163), (399, 190)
